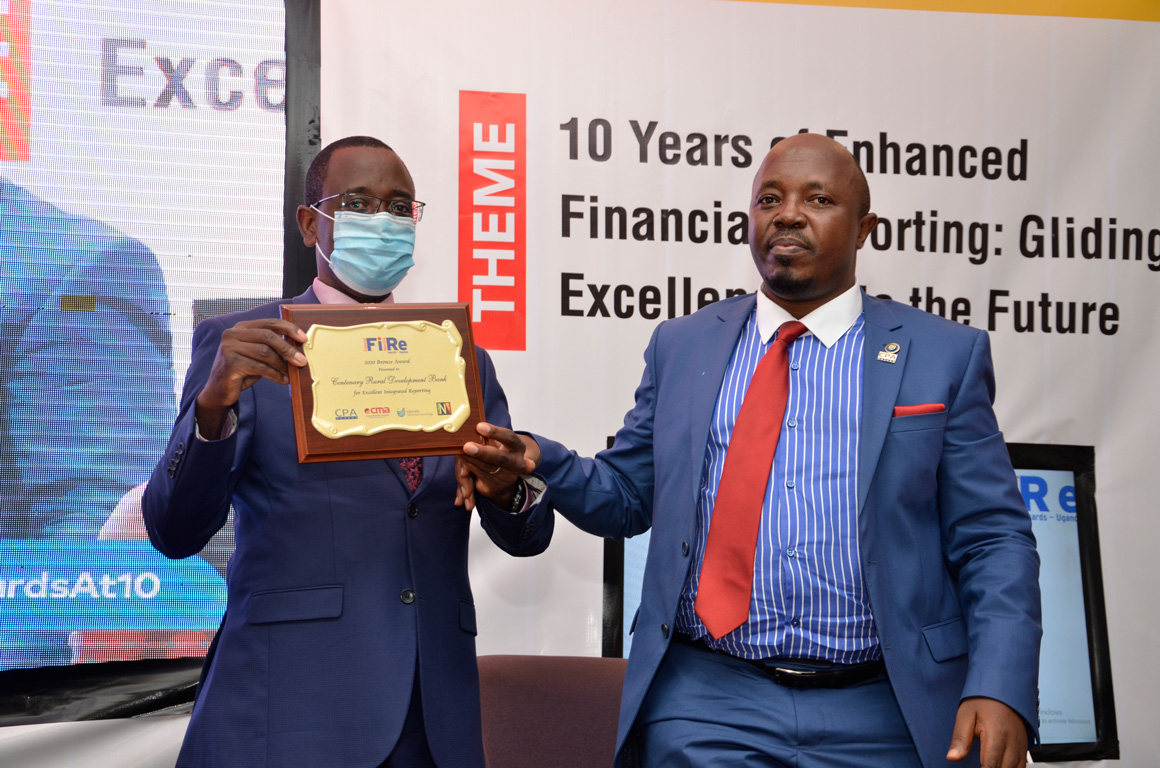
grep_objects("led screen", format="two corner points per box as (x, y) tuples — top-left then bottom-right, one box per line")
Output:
(0, 0), (284, 671)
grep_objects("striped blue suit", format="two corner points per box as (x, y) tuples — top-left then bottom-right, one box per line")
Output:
(534, 290), (1041, 768)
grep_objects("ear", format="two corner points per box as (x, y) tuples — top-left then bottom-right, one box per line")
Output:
(297, 204), (317, 247)
(855, 213), (878, 249)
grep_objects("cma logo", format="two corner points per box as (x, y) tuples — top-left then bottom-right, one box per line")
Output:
(365, 337), (408, 352)
(100, 38), (284, 112)
(364, 406), (391, 415)
(334, 409), (358, 421)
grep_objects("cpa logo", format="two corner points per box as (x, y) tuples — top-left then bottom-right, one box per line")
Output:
(436, 402), (452, 416)
(334, 408), (358, 421)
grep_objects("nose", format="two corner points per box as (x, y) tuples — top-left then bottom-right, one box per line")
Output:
(773, 196), (806, 228)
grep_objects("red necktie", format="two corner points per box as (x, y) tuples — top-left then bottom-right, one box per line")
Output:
(694, 320), (808, 639)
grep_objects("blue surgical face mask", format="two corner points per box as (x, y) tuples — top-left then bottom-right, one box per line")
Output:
(312, 208), (416, 297)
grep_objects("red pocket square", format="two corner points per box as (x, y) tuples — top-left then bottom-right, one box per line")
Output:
(893, 403), (946, 417)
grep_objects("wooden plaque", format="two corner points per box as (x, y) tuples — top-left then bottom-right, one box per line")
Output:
(280, 303), (484, 463)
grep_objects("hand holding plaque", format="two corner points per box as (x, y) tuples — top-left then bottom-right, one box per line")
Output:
(281, 303), (486, 463)
(195, 318), (309, 439)
(455, 422), (541, 511)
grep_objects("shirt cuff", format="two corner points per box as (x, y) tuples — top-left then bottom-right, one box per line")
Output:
(195, 408), (238, 442)
(512, 475), (546, 514)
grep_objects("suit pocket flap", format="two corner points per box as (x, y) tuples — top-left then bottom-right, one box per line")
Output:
(459, 600), (478, 635)
(922, 616), (968, 662)
(248, 586), (344, 624)
(889, 410), (948, 433)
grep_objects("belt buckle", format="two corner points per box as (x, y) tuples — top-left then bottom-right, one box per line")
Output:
(768, 665), (826, 688)
(765, 659), (882, 689)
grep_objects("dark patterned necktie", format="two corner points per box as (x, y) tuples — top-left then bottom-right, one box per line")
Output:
(399, 457), (423, 494)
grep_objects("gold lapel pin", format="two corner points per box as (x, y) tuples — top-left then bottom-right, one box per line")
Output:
(877, 342), (900, 364)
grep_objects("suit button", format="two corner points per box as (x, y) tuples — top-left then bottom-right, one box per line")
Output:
(167, 467), (175, 478)
(400, 589), (416, 604)
(407, 503), (419, 518)
(176, 442), (185, 455)
(661, 623), (670, 638)
(681, 541), (689, 556)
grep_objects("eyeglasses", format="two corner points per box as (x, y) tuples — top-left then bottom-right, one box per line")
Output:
(314, 192), (426, 222)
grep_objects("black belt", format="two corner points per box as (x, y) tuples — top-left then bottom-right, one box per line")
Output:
(674, 634), (884, 689)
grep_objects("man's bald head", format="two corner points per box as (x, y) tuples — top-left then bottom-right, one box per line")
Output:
(760, 134), (871, 218)
(747, 132), (879, 318)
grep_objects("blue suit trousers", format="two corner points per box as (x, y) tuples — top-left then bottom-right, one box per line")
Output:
(636, 642), (924, 768)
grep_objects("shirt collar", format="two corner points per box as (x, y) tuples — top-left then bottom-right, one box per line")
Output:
(311, 277), (396, 306)
(755, 283), (863, 348)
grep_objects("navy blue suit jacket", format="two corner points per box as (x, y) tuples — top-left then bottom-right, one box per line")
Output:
(0, 179), (174, 540)
(143, 288), (553, 767)
(535, 292), (1041, 768)
(0, 179), (174, 670)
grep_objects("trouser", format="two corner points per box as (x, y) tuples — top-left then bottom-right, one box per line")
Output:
(636, 640), (923, 768)
(378, 666), (437, 768)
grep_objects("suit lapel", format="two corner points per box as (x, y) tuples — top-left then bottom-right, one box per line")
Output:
(418, 455), (442, 496)
(858, 294), (907, 512)
(687, 296), (756, 483)
(384, 458), (410, 490)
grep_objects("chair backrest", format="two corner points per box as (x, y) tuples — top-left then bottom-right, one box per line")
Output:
(478, 654), (628, 768)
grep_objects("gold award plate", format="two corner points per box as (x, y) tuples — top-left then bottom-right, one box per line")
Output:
(281, 303), (485, 463)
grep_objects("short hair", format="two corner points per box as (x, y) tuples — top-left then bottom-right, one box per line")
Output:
(303, 136), (393, 205)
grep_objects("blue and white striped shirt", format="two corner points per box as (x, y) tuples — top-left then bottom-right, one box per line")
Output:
(674, 285), (880, 663)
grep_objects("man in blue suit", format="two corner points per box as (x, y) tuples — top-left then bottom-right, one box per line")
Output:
(464, 134), (1040, 768)
(0, 179), (175, 541)
(144, 136), (552, 768)
(0, 178), (175, 669)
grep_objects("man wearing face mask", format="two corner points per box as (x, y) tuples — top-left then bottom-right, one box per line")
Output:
(142, 136), (553, 768)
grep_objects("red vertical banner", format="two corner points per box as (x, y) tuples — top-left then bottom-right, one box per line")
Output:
(0, 0), (31, 162)
(458, 91), (526, 351)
